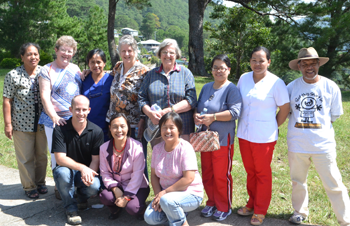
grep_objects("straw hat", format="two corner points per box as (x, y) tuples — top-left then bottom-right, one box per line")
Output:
(289, 47), (329, 70)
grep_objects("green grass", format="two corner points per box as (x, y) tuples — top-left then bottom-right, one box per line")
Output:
(0, 70), (349, 225)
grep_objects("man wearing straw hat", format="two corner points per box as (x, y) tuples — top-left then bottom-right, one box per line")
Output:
(287, 47), (350, 225)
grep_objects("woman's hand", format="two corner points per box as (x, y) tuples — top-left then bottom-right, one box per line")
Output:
(149, 110), (162, 125)
(201, 114), (215, 127)
(80, 69), (91, 81)
(115, 197), (128, 208)
(4, 124), (13, 140)
(52, 116), (67, 127)
(152, 190), (166, 212)
(159, 107), (171, 117)
(194, 113), (202, 125)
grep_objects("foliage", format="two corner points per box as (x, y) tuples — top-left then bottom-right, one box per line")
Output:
(150, 55), (159, 64)
(77, 5), (109, 69)
(204, 4), (272, 80)
(140, 13), (161, 40)
(39, 50), (53, 66)
(115, 15), (139, 30)
(66, 0), (96, 20)
(0, 58), (21, 69)
(0, 0), (51, 57)
(0, 51), (12, 63)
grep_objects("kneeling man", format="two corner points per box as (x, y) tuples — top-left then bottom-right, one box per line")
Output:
(287, 47), (350, 225)
(52, 95), (104, 225)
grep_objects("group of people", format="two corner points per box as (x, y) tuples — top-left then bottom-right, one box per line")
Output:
(3, 33), (350, 226)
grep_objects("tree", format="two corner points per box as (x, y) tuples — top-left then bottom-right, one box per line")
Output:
(107, 0), (150, 66)
(140, 13), (161, 40)
(115, 15), (139, 30)
(0, 0), (51, 57)
(204, 4), (272, 79)
(66, 0), (96, 20)
(188, 0), (211, 76)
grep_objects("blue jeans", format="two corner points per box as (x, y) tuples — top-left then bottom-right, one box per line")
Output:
(53, 166), (100, 212)
(144, 192), (202, 226)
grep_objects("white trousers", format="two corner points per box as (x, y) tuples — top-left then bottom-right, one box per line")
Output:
(288, 151), (350, 226)
(44, 126), (56, 170)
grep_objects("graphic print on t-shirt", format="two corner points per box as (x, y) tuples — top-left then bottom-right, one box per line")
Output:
(294, 92), (322, 129)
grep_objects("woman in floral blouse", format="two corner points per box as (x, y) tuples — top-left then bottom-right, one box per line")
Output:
(106, 35), (149, 176)
(3, 43), (48, 199)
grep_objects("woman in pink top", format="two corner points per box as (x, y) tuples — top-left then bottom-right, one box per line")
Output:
(99, 113), (149, 220)
(144, 112), (203, 226)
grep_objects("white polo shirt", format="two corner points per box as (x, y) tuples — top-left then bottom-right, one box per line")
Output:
(237, 71), (289, 143)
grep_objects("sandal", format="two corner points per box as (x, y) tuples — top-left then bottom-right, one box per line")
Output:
(251, 214), (265, 225)
(237, 206), (254, 216)
(37, 185), (48, 194)
(25, 189), (39, 199)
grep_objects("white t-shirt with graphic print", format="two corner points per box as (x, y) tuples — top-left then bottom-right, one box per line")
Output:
(287, 76), (343, 154)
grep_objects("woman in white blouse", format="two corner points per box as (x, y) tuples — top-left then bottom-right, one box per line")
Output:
(236, 46), (290, 225)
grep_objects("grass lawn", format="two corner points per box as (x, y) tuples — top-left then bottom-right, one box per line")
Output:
(0, 69), (349, 225)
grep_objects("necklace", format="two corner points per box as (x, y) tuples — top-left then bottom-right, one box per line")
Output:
(113, 139), (125, 153)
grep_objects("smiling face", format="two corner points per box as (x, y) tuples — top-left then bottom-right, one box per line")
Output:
(298, 59), (320, 83)
(160, 44), (176, 69)
(21, 46), (40, 70)
(109, 116), (129, 142)
(250, 50), (271, 76)
(161, 118), (180, 145)
(69, 96), (90, 124)
(55, 44), (74, 68)
(88, 54), (106, 76)
(212, 59), (230, 84)
(120, 44), (136, 66)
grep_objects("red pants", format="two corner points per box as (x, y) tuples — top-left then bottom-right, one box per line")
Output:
(201, 136), (234, 212)
(239, 138), (276, 215)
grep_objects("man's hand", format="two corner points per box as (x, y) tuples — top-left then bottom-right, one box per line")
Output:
(115, 197), (128, 208)
(80, 166), (98, 186)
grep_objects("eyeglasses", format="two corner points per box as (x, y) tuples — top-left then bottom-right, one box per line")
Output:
(299, 63), (319, 69)
(161, 51), (176, 56)
(212, 67), (228, 72)
(59, 48), (74, 55)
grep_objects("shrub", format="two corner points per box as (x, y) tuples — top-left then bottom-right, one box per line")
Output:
(0, 58), (21, 69)
(151, 55), (159, 64)
(0, 51), (12, 63)
(39, 50), (53, 66)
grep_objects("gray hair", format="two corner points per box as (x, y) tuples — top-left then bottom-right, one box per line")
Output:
(155, 38), (181, 59)
(55, 36), (78, 54)
(117, 35), (138, 60)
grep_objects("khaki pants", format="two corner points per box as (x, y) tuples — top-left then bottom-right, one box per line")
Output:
(288, 151), (350, 226)
(13, 130), (48, 191)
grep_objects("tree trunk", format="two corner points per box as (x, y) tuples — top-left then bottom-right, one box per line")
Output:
(108, 0), (120, 67)
(188, 0), (211, 76)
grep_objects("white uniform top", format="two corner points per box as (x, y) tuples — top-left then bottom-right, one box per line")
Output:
(287, 76), (343, 154)
(237, 71), (289, 143)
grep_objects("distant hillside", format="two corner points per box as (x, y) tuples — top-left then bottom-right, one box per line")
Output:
(67, 0), (215, 33)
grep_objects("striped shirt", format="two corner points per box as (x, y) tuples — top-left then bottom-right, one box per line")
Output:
(138, 64), (197, 134)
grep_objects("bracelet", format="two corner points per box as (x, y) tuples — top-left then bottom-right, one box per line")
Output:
(213, 113), (217, 121)
(124, 196), (131, 201)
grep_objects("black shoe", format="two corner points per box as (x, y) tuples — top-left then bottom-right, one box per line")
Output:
(108, 208), (121, 220)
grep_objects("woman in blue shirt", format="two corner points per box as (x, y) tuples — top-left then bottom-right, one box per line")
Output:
(82, 49), (113, 141)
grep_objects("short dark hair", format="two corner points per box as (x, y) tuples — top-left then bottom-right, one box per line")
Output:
(159, 112), (183, 137)
(20, 43), (40, 56)
(211, 54), (231, 68)
(108, 113), (131, 139)
(86, 49), (107, 65)
(250, 46), (271, 61)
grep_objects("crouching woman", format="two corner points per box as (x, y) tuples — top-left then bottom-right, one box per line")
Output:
(144, 112), (203, 226)
(99, 113), (150, 220)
